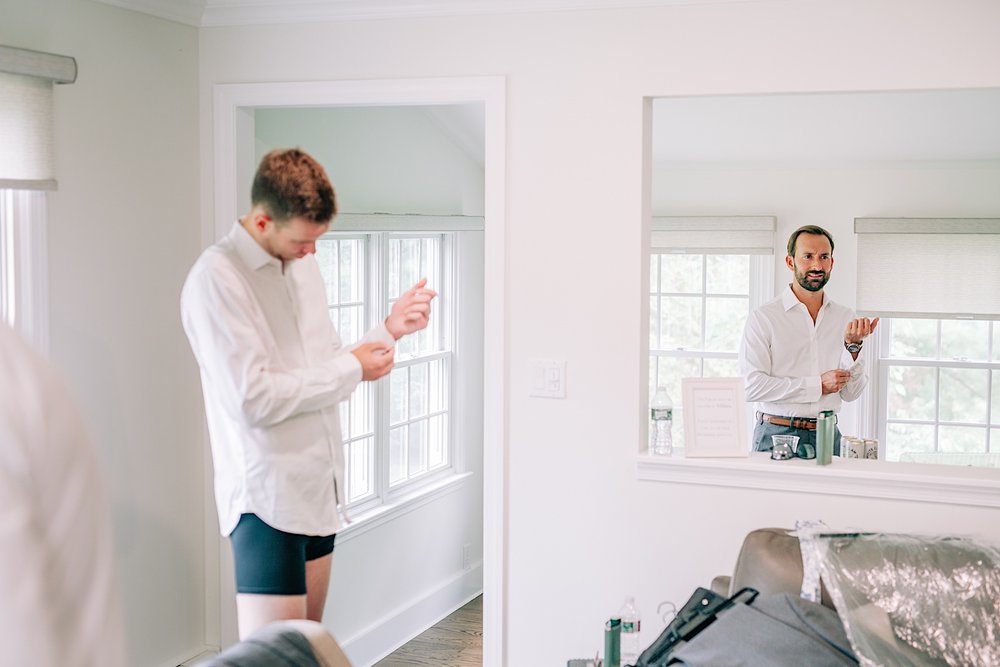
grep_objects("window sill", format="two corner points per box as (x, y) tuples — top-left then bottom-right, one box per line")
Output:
(637, 450), (1000, 508)
(336, 471), (474, 543)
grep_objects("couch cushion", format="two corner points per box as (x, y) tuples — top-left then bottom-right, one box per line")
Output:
(729, 527), (833, 609)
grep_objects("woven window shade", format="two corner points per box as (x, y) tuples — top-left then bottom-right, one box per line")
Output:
(651, 216), (775, 254)
(0, 45), (77, 190)
(855, 217), (1000, 320)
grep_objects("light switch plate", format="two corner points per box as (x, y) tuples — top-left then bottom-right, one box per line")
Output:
(529, 359), (566, 398)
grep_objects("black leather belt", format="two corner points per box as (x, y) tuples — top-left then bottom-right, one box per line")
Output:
(759, 413), (818, 430)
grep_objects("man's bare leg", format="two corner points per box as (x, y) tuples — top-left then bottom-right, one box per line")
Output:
(236, 594), (307, 640)
(305, 552), (333, 621)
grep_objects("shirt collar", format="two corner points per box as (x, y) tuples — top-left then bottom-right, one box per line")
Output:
(228, 221), (280, 271)
(781, 283), (830, 312)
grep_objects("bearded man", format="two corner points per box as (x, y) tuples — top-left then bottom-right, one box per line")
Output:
(739, 225), (878, 455)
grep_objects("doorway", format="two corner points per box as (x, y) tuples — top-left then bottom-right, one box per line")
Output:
(210, 77), (506, 666)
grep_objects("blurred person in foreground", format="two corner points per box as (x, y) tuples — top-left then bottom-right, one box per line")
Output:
(0, 322), (126, 666)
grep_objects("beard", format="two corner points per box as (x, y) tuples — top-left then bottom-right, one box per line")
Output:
(795, 268), (829, 292)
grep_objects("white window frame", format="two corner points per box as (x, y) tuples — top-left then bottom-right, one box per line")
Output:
(321, 229), (457, 517)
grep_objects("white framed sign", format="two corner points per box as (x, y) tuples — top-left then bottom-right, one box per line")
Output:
(681, 377), (748, 458)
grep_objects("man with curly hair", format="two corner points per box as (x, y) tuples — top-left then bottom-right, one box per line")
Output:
(182, 148), (435, 638)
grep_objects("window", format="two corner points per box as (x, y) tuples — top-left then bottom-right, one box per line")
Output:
(874, 318), (1000, 464)
(0, 191), (13, 325)
(0, 188), (48, 344)
(648, 216), (775, 449)
(1, 48), (74, 343)
(649, 253), (773, 447)
(856, 217), (1000, 467)
(316, 231), (453, 512)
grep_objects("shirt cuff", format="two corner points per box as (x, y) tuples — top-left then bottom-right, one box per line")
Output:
(804, 375), (822, 403)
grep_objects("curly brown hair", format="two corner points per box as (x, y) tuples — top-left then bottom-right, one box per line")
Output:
(251, 148), (337, 224)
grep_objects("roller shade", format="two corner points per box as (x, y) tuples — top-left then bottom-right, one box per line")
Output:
(651, 216), (775, 254)
(0, 45), (77, 190)
(855, 217), (1000, 320)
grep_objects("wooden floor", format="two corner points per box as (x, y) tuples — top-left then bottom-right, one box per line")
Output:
(375, 595), (483, 666)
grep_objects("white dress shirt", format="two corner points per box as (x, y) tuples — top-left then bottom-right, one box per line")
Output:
(181, 222), (394, 536)
(0, 324), (126, 667)
(739, 285), (868, 418)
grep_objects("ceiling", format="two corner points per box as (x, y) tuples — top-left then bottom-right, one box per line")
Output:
(90, 0), (766, 28)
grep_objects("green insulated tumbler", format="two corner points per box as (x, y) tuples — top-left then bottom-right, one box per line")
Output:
(816, 410), (835, 465)
(605, 617), (621, 667)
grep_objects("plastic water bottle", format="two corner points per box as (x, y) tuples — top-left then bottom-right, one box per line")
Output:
(650, 387), (673, 455)
(619, 596), (642, 666)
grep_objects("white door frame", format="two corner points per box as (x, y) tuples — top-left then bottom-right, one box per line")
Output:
(210, 76), (507, 665)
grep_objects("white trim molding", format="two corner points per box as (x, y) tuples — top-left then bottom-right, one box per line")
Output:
(341, 564), (483, 666)
(92, 0), (803, 27)
(637, 452), (1000, 508)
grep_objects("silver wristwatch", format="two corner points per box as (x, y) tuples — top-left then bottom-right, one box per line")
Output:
(845, 341), (863, 354)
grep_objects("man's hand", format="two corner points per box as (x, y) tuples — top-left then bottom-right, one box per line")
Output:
(385, 278), (437, 340)
(844, 317), (880, 345)
(351, 343), (395, 381)
(821, 369), (852, 394)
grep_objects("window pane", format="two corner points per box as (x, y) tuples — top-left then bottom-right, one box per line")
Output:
(704, 358), (740, 377)
(993, 323), (1000, 361)
(653, 356), (700, 407)
(885, 422), (935, 461)
(316, 240), (338, 302)
(401, 238), (420, 289)
(649, 255), (659, 293)
(887, 366), (936, 421)
(428, 358), (445, 413)
(347, 437), (374, 502)
(649, 295), (659, 349)
(388, 238), (401, 299)
(408, 420), (428, 477)
(993, 372), (1000, 426)
(409, 362), (428, 419)
(389, 426), (406, 485)
(940, 319), (989, 361)
(339, 305), (364, 345)
(706, 255), (749, 295)
(938, 425), (987, 453)
(428, 414), (447, 468)
(939, 368), (988, 424)
(705, 297), (747, 352)
(339, 239), (357, 303)
(660, 254), (702, 294)
(389, 367), (408, 425)
(889, 319), (937, 358)
(350, 385), (373, 438)
(661, 296), (702, 349)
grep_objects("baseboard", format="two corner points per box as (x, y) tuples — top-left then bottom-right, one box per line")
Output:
(341, 562), (483, 667)
(165, 645), (219, 667)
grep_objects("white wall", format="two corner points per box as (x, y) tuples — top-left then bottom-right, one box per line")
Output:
(254, 105), (486, 216)
(1, 2), (206, 665)
(127, 0), (1000, 664)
